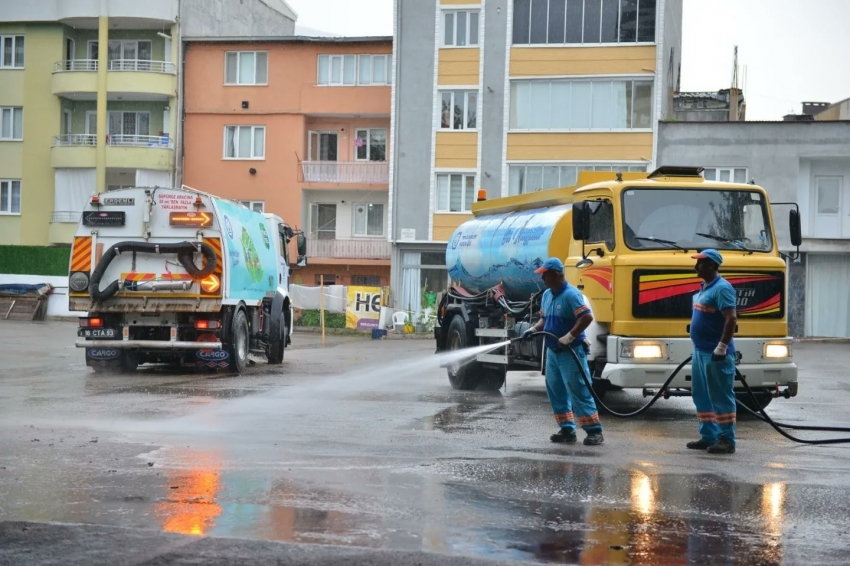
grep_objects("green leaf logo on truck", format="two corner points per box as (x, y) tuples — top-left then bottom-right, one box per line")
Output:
(241, 227), (264, 283)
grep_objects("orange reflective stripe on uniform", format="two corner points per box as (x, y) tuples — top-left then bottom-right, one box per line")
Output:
(697, 411), (717, 422)
(577, 413), (600, 426)
(716, 412), (737, 425)
(70, 237), (92, 272)
(555, 412), (575, 424)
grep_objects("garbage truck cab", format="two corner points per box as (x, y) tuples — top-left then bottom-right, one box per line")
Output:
(69, 186), (307, 373)
(435, 166), (803, 412)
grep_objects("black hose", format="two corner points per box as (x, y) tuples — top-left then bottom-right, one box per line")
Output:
(524, 331), (850, 444)
(89, 241), (217, 302)
(521, 331), (690, 418)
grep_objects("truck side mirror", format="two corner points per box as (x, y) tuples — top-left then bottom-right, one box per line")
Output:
(789, 209), (802, 247)
(297, 233), (307, 257)
(572, 202), (590, 241)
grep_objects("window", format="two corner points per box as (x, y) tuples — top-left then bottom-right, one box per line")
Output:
(239, 201), (265, 213)
(508, 162), (646, 195)
(317, 54), (391, 86)
(587, 200), (615, 251)
(816, 177), (841, 215)
(108, 111), (150, 138)
(355, 129), (387, 161)
(0, 35), (24, 68)
(308, 132), (338, 161)
(224, 125), (265, 159)
(704, 167), (748, 184)
(443, 10), (480, 46)
(310, 203), (337, 240)
(225, 51), (269, 85)
(513, 0), (656, 45)
(401, 252), (447, 314)
(0, 107), (23, 140)
(436, 173), (476, 213)
(315, 274), (336, 286)
(352, 275), (382, 286)
(440, 91), (477, 130)
(0, 180), (21, 214)
(354, 203), (384, 236)
(510, 79), (653, 130)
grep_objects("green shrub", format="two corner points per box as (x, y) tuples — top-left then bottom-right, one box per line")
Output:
(0, 246), (71, 276)
(295, 309), (346, 328)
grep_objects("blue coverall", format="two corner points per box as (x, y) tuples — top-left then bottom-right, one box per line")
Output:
(542, 283), (602, 434)
(690, 276), (738, 447)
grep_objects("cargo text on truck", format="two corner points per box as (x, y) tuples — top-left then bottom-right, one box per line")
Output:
(435, 167), (803, 413)
(69, 186), (307, 373)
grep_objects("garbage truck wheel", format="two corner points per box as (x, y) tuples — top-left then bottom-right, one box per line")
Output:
(228, 309), (249, 374)
(446, 316), (489, 390)
(267, 313), (285, 365)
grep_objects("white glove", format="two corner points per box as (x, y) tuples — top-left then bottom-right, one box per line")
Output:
(713, 342), (728, 356)
(558, 332), (575, 345)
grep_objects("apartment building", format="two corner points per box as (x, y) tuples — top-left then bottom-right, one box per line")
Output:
(182, 37), (393, 287)
(389, 0), (683, 310)
(0, 0), (295, 248)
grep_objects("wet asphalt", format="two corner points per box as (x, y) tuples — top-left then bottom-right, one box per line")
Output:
(1, 321), (850, 565)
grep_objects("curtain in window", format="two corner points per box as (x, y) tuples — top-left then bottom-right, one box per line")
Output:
(239, 52), (254, 84)
(238, 126), (252, 158)
(135, 169), (171, 188)
(225, 126), (236, 157)
(401, 252), (422, 315)
(368, 204), (384, 235)
(54, 168), (96, 217)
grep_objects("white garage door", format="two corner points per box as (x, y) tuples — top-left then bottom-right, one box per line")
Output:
(806, 254), (850, 338)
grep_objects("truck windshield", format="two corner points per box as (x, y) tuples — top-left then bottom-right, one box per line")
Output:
(622, 188), (773, 252)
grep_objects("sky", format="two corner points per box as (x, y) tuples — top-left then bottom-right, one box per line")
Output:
(286, 0), (850, 121)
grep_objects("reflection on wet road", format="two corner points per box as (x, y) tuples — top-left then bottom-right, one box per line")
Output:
(2, 323), (850, 564)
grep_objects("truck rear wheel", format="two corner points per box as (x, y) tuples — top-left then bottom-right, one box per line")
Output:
(446, 316), (504, 391)
(228, 309), (249, 373)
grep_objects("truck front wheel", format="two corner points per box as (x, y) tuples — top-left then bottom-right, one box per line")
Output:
(446, 316), (505, 391)
(228, 309), (249, 373)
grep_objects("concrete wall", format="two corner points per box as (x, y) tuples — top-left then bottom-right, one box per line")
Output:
(657, 121), (850, 251)
(661, 0), (683, 120)
(180, 0), (295, 38)
(481, 0), (507, 198)
(390, 0), (436, 244)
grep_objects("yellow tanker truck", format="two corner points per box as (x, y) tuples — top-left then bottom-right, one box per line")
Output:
(435, 166), (802, 411)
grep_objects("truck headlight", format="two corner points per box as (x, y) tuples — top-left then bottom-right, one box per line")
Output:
(620, 341), (664, 360)
(764, 343), (791, 359)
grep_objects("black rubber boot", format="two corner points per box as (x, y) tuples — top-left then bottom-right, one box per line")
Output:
(686, 439), (714, 450)
(550, 429), (577, 443)
(707, 437), (736, 454)
(583, 432), (604, 446)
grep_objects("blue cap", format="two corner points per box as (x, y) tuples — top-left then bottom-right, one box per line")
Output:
(535, 257), (564, 274)
(692, 248), (723, 266)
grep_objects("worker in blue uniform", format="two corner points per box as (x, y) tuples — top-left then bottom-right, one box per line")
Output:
(688, 249), (738, 455)
(522, 257), (604, 446)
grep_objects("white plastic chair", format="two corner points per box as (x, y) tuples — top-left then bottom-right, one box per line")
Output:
(392, 311), (409, 326)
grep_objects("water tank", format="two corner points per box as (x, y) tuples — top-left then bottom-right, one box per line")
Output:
(445, 204), (573, 298)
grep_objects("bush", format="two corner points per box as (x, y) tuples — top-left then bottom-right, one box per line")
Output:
(0, 246), (71, 276)
(295, 309), (346, 328)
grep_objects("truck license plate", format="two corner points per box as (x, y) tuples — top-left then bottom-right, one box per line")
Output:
(78, 328), (116, 338)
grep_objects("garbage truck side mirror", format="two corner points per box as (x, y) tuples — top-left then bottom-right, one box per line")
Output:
(572, 201), (590, 241)
(789, 209), (802, 247)
(296, 233), (308, 268)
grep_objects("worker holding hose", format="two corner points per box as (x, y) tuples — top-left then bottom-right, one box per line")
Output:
(688, 249), (738, 455)
(522, 258), (604, 446)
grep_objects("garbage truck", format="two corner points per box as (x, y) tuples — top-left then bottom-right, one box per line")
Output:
(68, 186), (306, 373)
(435, 166), (802, 411)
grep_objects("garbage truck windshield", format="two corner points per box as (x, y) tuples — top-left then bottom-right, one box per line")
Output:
(622, 188), (773, 253)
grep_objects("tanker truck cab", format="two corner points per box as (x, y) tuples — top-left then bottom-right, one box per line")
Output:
(436, 166), (801, 412)
(69, 186), (307, 374)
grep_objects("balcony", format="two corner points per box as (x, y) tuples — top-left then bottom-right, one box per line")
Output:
(301, 161), (389, 185)
(307, 239), (391, 260)
(51, 134), (174, 170)
(52, 59), (177, 100)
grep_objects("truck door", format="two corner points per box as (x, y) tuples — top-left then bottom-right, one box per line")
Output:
(578, 199), (615, 322)
(277, 223), (290, 288)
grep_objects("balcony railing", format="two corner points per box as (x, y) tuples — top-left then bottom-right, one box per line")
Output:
(53, 134), (174, 149)
(307, 238), (391, 260)
(301, 161), (389, 184)
(53, 134), (97, 146)
(53, 59), (175, 74)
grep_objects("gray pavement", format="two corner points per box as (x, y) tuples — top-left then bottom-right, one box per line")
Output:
(2, 321), (850, 565)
